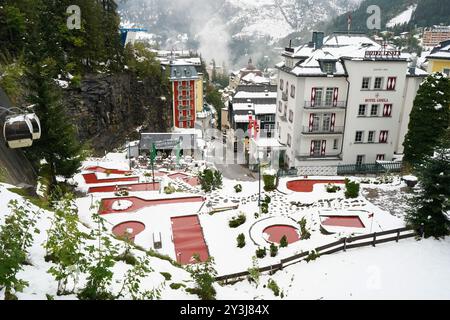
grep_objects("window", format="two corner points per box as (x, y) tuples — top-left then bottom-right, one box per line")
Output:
(368, 131), (376, 143)
(265, 115), (275, 122)
(278, 101), (282, 113)
(376, 154), (385, 161)
(311, 140), (321, 156)
(355, 131), (364, 143)
(322, 114), (331, 131)
(379, 130), (389, 143)
(383, 104), (393, 117)
(370, 104), (379, 117)
(314, 88), (323, 106)
(444, 68), (450, 77)
(325, 88), (334, 106)
(323, 62), (334, 74)
(358, 105), (367, 116)
(374, 77), (384, 89)
(287, 134), (292, 147)
(289, 110), (294, 123)
(280, 79), (284, 90)
(333, 139), (339, 150)
(356, 155), (365, 166)
(284, 104), (288, 117)
(291, 85), (296, 98)
(362, 77), (371, 90)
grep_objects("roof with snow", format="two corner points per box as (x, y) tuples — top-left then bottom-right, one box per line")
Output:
(427, 40), (450, 61)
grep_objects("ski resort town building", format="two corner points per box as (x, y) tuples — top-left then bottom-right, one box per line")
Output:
(422, 25), (450, 48)
(427, 40), (450, 77)
(275, 32), (428, 169)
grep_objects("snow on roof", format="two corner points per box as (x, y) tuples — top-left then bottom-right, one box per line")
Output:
(241, 73), (270, 84)
(233, 103), (255, 111)
(233, 91), (277, 99)
(251, 138), (284, 148)
(234, 115), (251, 123)
(254, 104), (276, 115)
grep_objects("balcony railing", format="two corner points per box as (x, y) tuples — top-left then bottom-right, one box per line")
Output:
(304, 101), (346, 109)
(179, 116), (193, 121)
(178, 105), (191, 111)
(296, 153), (343, 160)
(281, 92), (288, 101)
(301, 126), (344, 134)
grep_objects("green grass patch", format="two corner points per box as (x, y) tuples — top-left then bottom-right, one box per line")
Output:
(7, 187), (51, 210)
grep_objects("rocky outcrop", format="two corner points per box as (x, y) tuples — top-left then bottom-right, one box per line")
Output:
(64, 71), (172, 154)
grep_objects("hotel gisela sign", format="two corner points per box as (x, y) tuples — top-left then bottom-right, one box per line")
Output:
(364, 50), (401, 59)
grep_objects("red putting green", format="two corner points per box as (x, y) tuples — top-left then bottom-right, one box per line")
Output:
(98, 196), (205, 215)
(84, 166), (131, 175)
(88, 182), (160, 193)
(82, 173), (139, 184)
(171, 215), (209, 265)
(112, 221), (146, 241)
(287, 179), (345, 192)
(321, 216), (365, 228)
(263, 225), (301, 244)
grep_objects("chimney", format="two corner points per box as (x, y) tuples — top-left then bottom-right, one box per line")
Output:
(312, 31), (324, 49)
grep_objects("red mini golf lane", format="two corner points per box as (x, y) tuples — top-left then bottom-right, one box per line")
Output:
(112, 221), (145, 241)
(82, 173), (139, 184)
(171, 215), (209, 265)
(99, 196), (205, 215)
(168, 173), (199, 186)
(322, 216), (365, 228)
(84, 166), (131, 175)
(88, 182), (160, 193)
(263, 225), (301, 244)
(287, 179), (345, 192)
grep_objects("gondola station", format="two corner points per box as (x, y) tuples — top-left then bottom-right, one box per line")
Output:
(1, 106), (41, 149)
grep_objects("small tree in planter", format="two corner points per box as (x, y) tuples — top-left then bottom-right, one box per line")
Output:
(279, 235), (288, 248)
(255, 247), (267, 258)
(236, 233), (246, 248)
(234, 184), (242, 193)
(263, 174), (277, 192)
(270, 243), (278, 257)
(344, 179), (360, 199)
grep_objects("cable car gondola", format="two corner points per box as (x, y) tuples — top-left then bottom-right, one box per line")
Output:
(25, 113), (41, 140)
(3, 115), (34, 149)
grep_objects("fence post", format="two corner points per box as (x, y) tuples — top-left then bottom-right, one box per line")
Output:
(372, 232), (376, 247)
(343, 237), (347, 252)
(396, 229), (400, 242)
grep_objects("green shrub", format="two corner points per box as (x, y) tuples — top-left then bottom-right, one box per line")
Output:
(164, 184), (176, 194)
(267, 279), (280, 297)
(255, 247), (267, 259)
(234, 184), (242, 193)
(229, 213), (246, 228)
(261, 202), (269, 214)
(160, 272), (172, 281)
(326, 183), (341, 193)
(237, 233), (246, 248)
(263, 174), (277, 192)
(198, 169), (223, 192)
(264, 195), (271, 204)
(298, 218), (311, 240)
(279, 235), (288, 248)
(305, 250), (320, 263)
(169, 283), (186, 290)
(270, 243), (278, 257)
(344, 179), (360, 199)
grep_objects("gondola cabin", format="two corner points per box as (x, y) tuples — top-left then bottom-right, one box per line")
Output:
(3, 115), (34, 149)
(26, 113), (41, 140)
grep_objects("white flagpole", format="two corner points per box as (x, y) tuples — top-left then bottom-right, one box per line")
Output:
(370, 213), (375, 233)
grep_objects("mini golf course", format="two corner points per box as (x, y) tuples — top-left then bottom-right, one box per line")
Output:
(171, 215), (209, 265)
(98, 196), (205, 215)
(321, 215), (365, 228)
(88, 182), (160, 193)
(84, 166), (131, 175)
(82, 173), (139, 184)
(112, 221), (146, 241)
(287, 179), (345, 192)
(263, 225), (301, 244)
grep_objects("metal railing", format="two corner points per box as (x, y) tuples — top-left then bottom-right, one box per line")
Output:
(301, 126), (344, 134)
(304, 101), (347, 109)
(296, 153), (342, 160)
(337, 161), (402, 175)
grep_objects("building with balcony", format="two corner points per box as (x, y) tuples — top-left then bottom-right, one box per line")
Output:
(275, 31), (427, 168)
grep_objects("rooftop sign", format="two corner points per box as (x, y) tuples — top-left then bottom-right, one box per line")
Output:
(364, 50), (401, 59)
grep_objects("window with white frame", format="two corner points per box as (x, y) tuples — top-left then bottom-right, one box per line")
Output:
(374, 77), (384, 89)
(289, 110), (294, 123)
(333, 139), (339, 150)
(358, 104), (367, 116)
(280, 79), (284, 90)
(291, 84), (296, 98)
(287, 134), (292, 147)
(370, 104), (379, 116)
(362, 77), (371, 90)
(278, 101), (282, 113)
(368, 131), (376, 143)
(325, 88), (334, 106)
(323, 62), (334, 74)
(356, 155), (365, 166)
(314, 88), (323, 106)
(355, 131), (364, 143)
(444, 68), (450, 77)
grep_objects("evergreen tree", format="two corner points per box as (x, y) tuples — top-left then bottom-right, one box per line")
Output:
(405, 131), (450, 238)
(403, 73), (450, 168)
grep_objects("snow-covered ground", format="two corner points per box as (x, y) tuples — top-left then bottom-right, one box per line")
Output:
(1, 151), (449, 300)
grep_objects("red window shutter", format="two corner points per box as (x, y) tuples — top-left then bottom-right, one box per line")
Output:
(309, 114), (314, 132)
(331, 113), (336, 132)
(333, 88), (339, 107)
(379, 131), (388, 143)
(311, 88), (316, 107)
(321, 140), (327, 156)
(387, 77), (397, 90)
(383, 104), (392, 117)
(310, 141), (315, 156)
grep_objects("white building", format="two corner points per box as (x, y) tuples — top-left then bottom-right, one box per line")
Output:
(275, 32), (427, 169)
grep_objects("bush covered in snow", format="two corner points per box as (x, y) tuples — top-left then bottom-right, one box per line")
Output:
(326, 183), (341, 193)
(234, 184), (242, 193)
(270, 243), (278, 257)
(198, 169), (223, 192)
(236, 233), (246, 248)
(255, 247), (267, 259)
(267, 279), (280, 297)
(279, 235), (288, 248)
(229, 213), (246, 228)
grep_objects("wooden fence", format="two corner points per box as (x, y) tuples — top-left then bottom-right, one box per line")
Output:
(215, 227), (416, 283)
